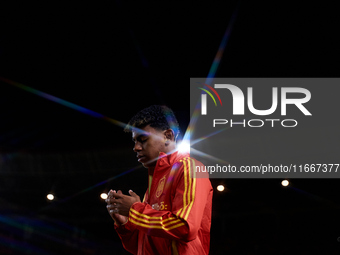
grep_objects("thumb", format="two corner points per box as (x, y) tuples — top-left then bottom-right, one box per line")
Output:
(129, 190), (137, 197)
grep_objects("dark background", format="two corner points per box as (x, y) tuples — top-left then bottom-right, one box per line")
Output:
(0, 1), (339, 254)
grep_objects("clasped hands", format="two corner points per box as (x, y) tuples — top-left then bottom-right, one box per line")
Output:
(106, 189), (141, 226)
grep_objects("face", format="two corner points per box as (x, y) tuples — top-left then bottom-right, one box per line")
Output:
(132, 125), (167, 168)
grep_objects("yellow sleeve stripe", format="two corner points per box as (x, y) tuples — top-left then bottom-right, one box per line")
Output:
(129, 208), (185, 228)
(130, 208), (162, 220)
(180, 159), (190, 219)
(186, 158), (193, 218)
(176, 158), (196, 221)
(176, 158), (188, 218)
(183, 159), (188, 208)
(163, 217), (180, 223)
(184, 159), (196, 220)
(129, 217), (185, 231)
(131, 207), (183, 224)
(128, 157), (197, 232)
(176, 157), (189, 217)
(130, 211), (181, 225)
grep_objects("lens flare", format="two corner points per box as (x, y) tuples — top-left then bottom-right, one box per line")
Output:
(177, 140), (190, 153)
(281, 180), (289, 187)
(217, 185), (225, 192)
(181, 5), (239, 165)
(205, 5), (239, 85)
(46, 194), (54, 201)
(100, 193), (108, 200)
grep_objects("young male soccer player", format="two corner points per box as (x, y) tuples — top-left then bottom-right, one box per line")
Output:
(106, 105), (213, 254)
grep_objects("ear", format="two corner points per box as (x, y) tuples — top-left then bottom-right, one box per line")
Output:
(164, 129), (175, 142)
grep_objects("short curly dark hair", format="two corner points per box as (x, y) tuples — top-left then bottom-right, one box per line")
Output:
(124, 105), (180, 139)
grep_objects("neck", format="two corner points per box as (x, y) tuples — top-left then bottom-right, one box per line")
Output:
(164, 143), (176, 154)
(148, 166), (155, 176)
(147, 145), (177, 175)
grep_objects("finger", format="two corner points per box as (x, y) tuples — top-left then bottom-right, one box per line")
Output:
(117, 190), (123, 195)
(106, 204), (117, 210)
(108, 192), (123, 199)
(106, 195), (119, 204)
(110, 207), (119, 213)
(129, 190), (138, 197)
(106, 190), (114, 200)
(107, 204), (119, 213)
(105, 197), (113, 204)
(109, 208), (119, 214)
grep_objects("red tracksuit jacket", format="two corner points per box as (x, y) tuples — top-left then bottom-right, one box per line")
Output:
(114, 151), (213, 254)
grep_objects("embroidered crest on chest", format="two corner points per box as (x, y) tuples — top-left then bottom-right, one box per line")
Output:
(155, 175), (166, 198)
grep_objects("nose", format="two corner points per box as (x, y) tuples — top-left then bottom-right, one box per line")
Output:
(133, 142), (142, 152)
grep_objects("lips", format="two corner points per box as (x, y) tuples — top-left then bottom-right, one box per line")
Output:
(137, 155), (146, 162)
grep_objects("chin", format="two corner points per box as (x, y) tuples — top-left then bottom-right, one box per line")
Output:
(141, 163), (149, 168)
(141, 160), (156, 169)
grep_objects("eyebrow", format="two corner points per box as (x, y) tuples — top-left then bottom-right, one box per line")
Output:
(132, 133), (149, 142)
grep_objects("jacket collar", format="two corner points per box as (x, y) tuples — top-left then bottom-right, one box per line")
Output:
(155, 150), (190, 170)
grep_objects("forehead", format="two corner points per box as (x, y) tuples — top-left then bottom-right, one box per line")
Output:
(131, 125), (163, 139)
(131, 129), (149, 139)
